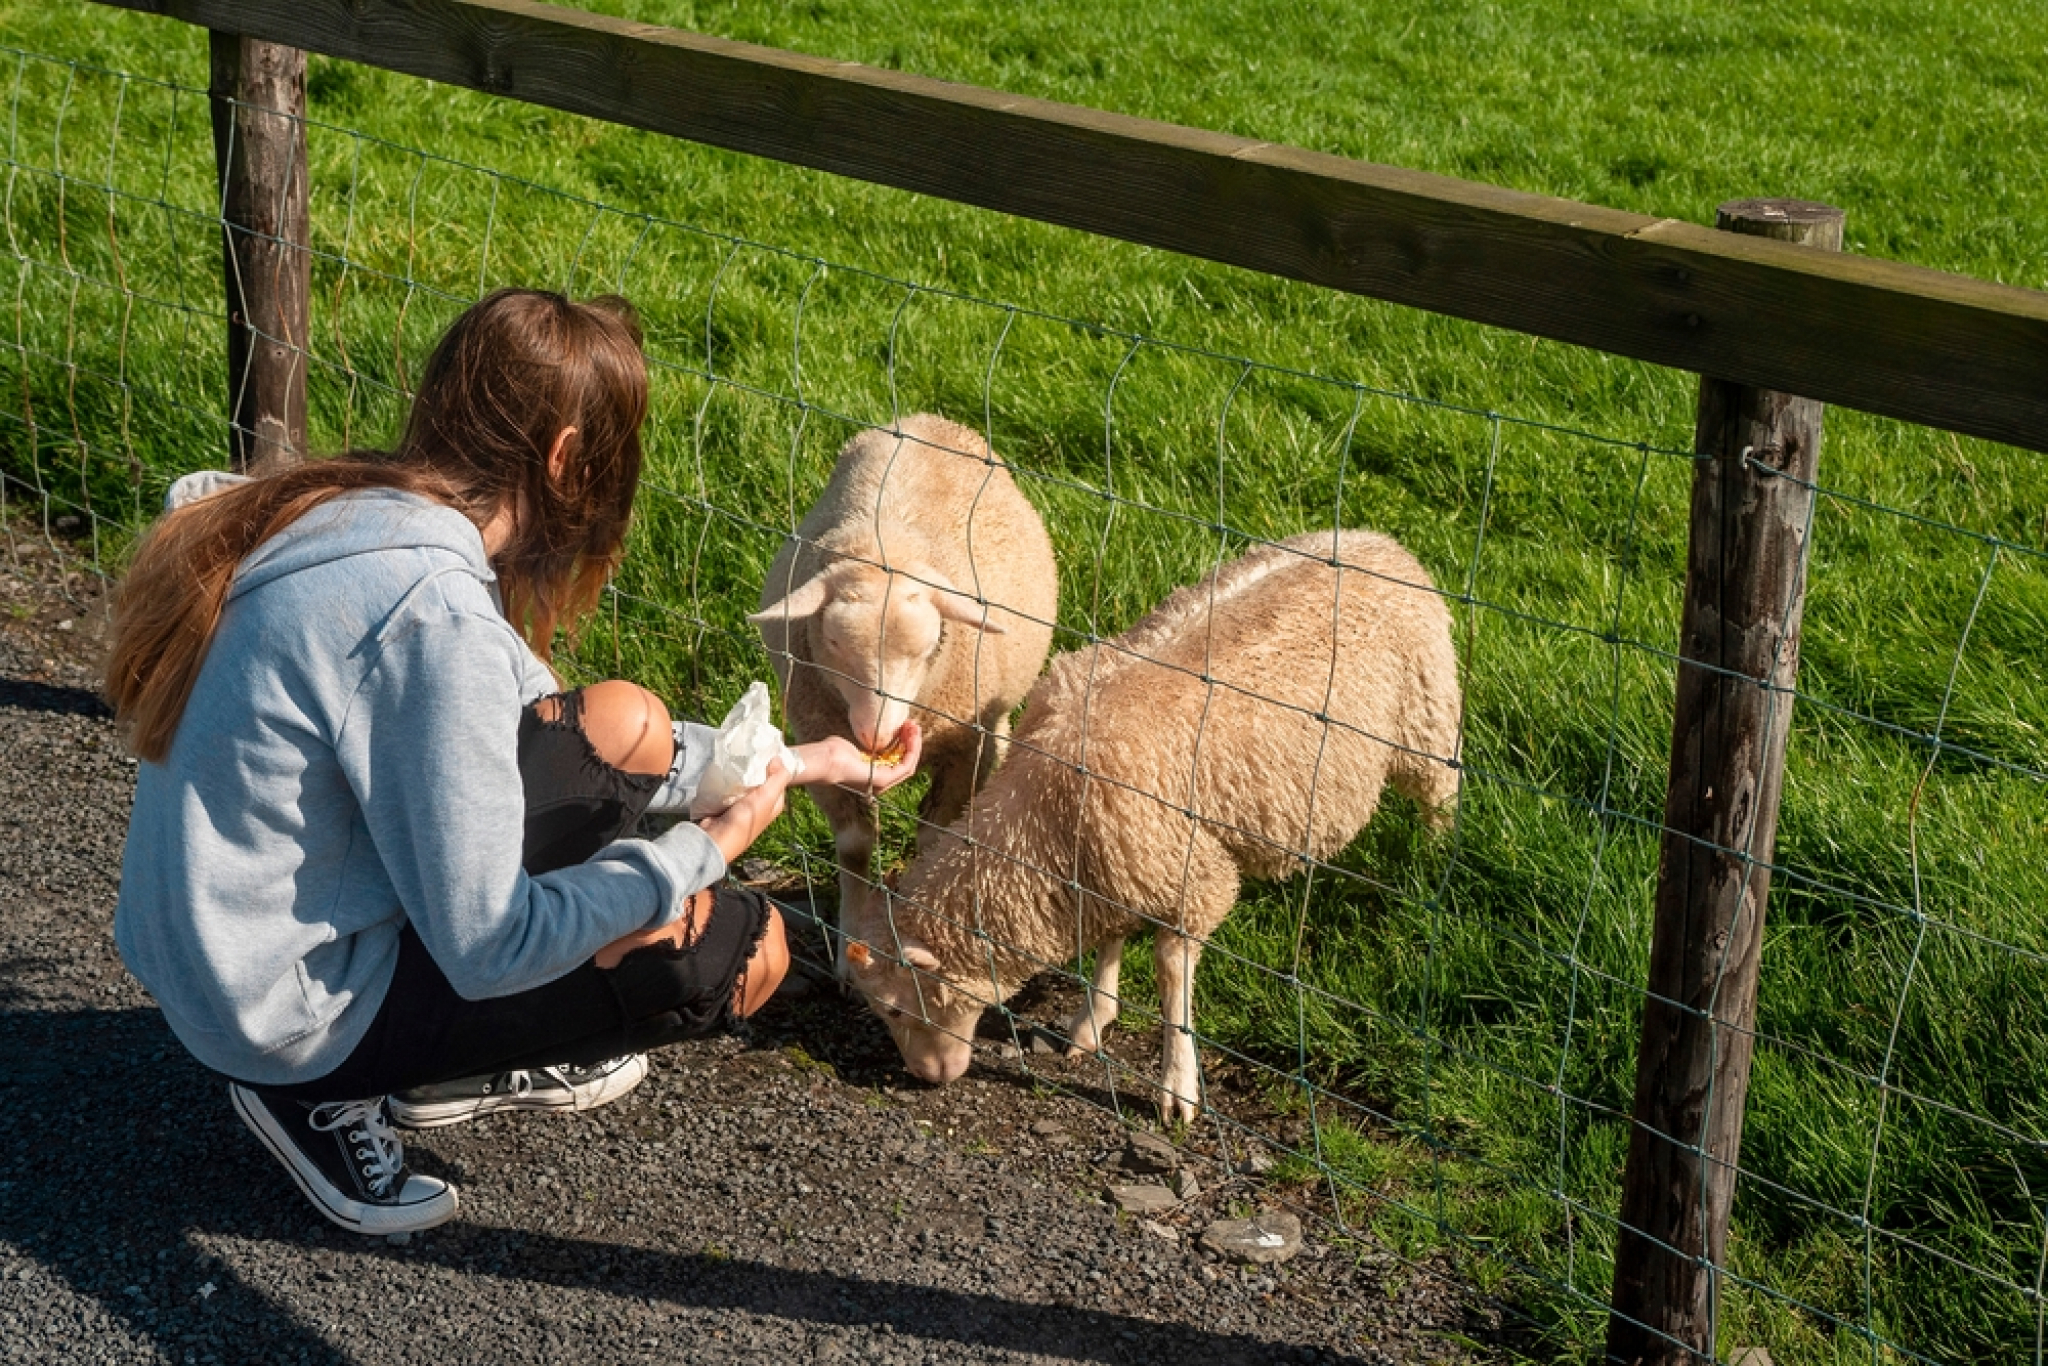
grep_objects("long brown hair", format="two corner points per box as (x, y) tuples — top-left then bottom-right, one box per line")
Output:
(106, 288), (648, 762)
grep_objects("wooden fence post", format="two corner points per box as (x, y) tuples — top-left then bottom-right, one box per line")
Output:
(208, 31), (309, 472)
(1607, 198), (1845, 1365)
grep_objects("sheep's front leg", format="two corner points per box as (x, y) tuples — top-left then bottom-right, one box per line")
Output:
(810, 778), (880, 981)
(1155, 930), (1206, 1125)
(976, 704), (1014, 787)
(1061, 937), (1124, 1057)
(917, 733), (981, 838)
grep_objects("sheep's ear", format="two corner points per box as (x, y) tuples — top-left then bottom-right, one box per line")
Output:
(749, 574), (832, 625)
(901, 940), (943, 974)
(899, 562), (1007, 636)
(932, 586), (1009, 635)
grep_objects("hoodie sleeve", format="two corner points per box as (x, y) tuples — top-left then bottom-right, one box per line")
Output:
(641, 719), (721, 816)
(332, 587), (721, 1000)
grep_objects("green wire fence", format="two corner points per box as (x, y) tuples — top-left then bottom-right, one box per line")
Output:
(4, 39), (2046, 1366)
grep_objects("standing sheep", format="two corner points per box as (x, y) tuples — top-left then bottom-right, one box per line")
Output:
(847, 529), (1461, 1122)
(751, 414), (1058, 966)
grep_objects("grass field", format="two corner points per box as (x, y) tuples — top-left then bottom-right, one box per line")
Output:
(3, 1), (2047, 1361)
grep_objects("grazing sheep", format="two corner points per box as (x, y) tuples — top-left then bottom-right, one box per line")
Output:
(847, 529), (1461, 1122)
(751, 414), (1058, 965)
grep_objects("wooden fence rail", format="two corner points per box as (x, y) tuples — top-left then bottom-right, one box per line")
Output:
(96, 0), (2048, 455)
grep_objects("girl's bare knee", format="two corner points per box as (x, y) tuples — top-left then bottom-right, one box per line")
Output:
(732, 906), (790, 1018)
(578, 679), (673, 777)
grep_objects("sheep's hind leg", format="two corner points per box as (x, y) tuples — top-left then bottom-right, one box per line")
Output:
(1155, 930), (1207, 1126)
(1147, 827), (1236, 1125)
(1061, 937), (1124, 1057)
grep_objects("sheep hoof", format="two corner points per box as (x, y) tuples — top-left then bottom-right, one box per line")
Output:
(1156, 1090), (1199, 1126)
(1059, 1010), (1113, 1056)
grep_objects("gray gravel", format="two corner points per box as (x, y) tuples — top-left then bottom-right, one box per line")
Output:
(0, 517), (1506, 1365)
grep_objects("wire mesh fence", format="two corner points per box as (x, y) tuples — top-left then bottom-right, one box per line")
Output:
(3, 44), (2045, 1366)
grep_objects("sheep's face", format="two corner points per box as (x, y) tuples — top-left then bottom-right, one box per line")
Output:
(815, 569), (946, 753)
(752, 561), (1009, 755)
(847, 938), (985, 1087)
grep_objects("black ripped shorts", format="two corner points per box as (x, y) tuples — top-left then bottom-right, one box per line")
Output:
(256, 688), (773, 1104)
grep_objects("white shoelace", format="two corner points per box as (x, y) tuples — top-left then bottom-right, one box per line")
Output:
(484, 1065), (596, 1100)
(309, 1099), (405, 1198)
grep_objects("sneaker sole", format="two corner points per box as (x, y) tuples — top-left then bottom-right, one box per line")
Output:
(229, 1085), (459, 1236)
(390, 1053), (650, 1130)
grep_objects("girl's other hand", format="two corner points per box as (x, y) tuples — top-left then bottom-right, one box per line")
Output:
(792, 722), (923, 796)
(697, 759), (792, 865)
(593, 886), (713, 969)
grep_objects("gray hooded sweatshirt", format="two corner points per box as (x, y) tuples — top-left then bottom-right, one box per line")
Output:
(114, 487), (725, 1087)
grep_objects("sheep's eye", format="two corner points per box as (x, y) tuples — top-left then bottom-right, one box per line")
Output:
(883, 1006), (906, 1021)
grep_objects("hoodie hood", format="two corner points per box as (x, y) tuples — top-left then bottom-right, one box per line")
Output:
(229, 487), (494, 603)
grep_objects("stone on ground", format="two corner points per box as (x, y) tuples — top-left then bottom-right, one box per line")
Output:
(1110, 1183), (1178, 1215)
(1118, 1130), (1180, 1175)
(1200, 1211), (1304, 1265)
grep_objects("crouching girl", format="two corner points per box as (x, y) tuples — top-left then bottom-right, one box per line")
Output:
(106, 288), (918, 1235)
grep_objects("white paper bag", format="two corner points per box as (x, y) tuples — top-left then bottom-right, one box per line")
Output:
(690, 682), (803, 817)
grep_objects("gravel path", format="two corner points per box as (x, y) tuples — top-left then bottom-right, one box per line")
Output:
(0, 517), (1504, 1366)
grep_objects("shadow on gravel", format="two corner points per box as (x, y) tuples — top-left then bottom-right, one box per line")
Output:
(2, 1002), (1370, 1365)
(0, 673), (111, 718)
(407, 1232), (1353, 1365)
(0, 1002), (352, 1363)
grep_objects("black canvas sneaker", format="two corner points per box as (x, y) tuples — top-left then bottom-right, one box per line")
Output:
(228, 1085), (459, 1236)
(388, 1053), (649, 1130)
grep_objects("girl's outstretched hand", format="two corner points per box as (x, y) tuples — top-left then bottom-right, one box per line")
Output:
(792, 722), (923, 796)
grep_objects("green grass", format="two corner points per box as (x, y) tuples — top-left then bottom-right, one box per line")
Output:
(5, 1), (2048, 1360)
